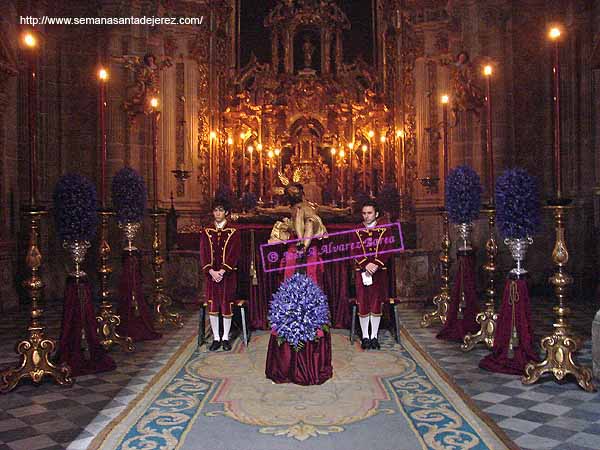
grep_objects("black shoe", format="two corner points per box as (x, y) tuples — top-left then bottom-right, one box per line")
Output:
(361, 338), (370, 350)
(370, 338), (380, 350)
(209, 340), (221, 351)
(222, 340), (232, 351)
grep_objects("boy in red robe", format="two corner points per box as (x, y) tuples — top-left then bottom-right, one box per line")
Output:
(200, 199), (241, 351)
(351, 201), (392, 350)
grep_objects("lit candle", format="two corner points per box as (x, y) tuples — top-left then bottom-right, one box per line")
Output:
(348, 141), (354, 200)
(339, 148), (346, 204)
(23, 32), (38, 207)
(368, 130), (374, 196)
(227, 137), (234, 187)
(330, 147), (337, 205)
(257, 143), (264, 201)
(549, 27), (562, 200)
(267, 150), (274, 204)
(274, 147), (281, 173)
(361, 144), (368, 191)
(98, 68), (108, 208)
(396, 129), (405, 195)
(248, 145), (254, 194)
(239, 131), (245, 195)
(150, 97), (160, 210)
(380, 134), (387, 184)
(483, 65), (494, 205)
(441, 95), (450, 192)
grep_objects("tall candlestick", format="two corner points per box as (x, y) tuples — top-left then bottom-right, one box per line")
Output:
(227, 137), (233, 187)
(368, 131), (374, 196)
(330, 147), (336, 205)
(25, 33), (37, 207)
(239, 132), (245, 195)
(248, 145), (254, 194)
(348, 142), (354, 200)
(550, 27), (562, 200)
(268, 150), (274, 204)
(361, 145), (367, 191)
(339, 149), (346, 205)
(484, 65), (494, 205)
(441, 95), (449, 190)
(150, 98), (160, 210)
(275, 147), (281, 174)
(98, 68), (108, 207)
(257, 143), (264, 200)
(380, 135), (386, 184)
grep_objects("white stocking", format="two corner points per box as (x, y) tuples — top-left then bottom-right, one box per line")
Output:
(370, 315), (381, 339)
(359, 316), (370, 339)
(222, 317), (232, 341)
(209, 315), (220, 341)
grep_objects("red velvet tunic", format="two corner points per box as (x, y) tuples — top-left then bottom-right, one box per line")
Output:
(351, 222), (392, 316)
(199, 222), (240, 317)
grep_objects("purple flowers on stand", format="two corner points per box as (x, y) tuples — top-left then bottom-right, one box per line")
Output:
(445, 165), (482, 224)
(496, 168), (541, 239)
(269, 273), (330, 351)
(53, 174), (98, 242)
(111, 167), (147, 224)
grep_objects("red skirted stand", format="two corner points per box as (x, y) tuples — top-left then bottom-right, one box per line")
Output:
(480, 274), (538, 375)
(117, 250), (162, 342)
(59, 276), (116, 376)
(437, 250), (480, 342)
(266, 331), (333, 385)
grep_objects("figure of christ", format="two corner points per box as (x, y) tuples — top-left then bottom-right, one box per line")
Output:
(268, 182), (327, 285)
(199, 199), (241, 352)
(350, 200), (393, 350)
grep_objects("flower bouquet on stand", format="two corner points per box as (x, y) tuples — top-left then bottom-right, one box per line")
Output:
(437, 165), (482, 342)
(480, 168), (541, 374)
(112, 167), (161, 342)
(266, 273), (332, 385)
(54, 173), (116, 376)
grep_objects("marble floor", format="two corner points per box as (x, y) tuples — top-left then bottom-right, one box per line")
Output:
(0, 296), (597, 450)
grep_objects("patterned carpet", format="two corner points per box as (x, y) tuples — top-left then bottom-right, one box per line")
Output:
(91, 330), (513, 450)
(0, 297), (598, 449)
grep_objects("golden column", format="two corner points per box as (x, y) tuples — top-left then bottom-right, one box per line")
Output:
(523, 27), (594, 392)
(149, 98), (183, 329)
(421, 94), (451, 327)
(0, 32), (73, 392)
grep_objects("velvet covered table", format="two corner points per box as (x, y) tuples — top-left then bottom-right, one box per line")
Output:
(265, 332), (333, 385)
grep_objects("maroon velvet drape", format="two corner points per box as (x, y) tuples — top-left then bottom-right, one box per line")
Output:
(437, 252), (480, 342)
(480, 276), (538, 375)
(59, 276), (116, 376)
(117, 251), (162, 342)
(265, 332), (333, 385)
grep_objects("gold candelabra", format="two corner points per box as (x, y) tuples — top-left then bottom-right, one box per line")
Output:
(462, 207), (498, 350)
(421, 210), (451, 327)
(523, 205), (595, 392)
(96, 210), (135, 352)
(0, 210), (73, 392)
(150, 210), (183, 328)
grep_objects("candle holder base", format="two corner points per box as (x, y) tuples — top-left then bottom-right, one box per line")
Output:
(461, 309), (498, 351)
(523, 331), (595, 392)
(152, 292), (184, 329)
(96, 302), (135, 352)
(421, 291), (449, 327)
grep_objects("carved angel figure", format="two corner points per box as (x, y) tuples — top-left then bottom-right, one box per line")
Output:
(117, 53), (172, 117)
(448, 51), (484, 117)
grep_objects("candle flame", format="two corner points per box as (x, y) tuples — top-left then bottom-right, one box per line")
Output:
(396, 130), (404, 138)
(239, 132), (245, 139)
(247, 145), (254, 153)
(274, 148), (281, 156)
(98, 68), (108, 81)
(348, 142), (354, 149)
(210, 131), (217, 140)
(227, 137), (233, 145)
(483, 65), (492, 76)
(361, 144), (368, 152)
(23, 33), (37, 48)
(330, 147), (337, 155)
(257, 143), (263, 151)
(339, 149), (346, 158)
(380, 135), (386, 143)
(441, 95), (449, 104)
(150, 97), (159, 108)
(549, 27), (561, 40)
(268, 150), (274, 158)
(368, 130), (375, 138)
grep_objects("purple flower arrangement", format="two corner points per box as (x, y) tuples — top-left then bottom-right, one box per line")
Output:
(269, 273), (330, 351)
(445, 165), (482, 224)
(111, 167), (147, 224)
(495, 168), (541, 239)
(53, 173), (98, 242)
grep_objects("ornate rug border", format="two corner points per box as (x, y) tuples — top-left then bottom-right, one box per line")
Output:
(399, 327), (519, 450)
(88, 334), (198, 450)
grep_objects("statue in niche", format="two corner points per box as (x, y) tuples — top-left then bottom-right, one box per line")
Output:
(117, 53), (173, 119)
(302, 35), (315, 69)
(446, 51), (484, 121)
